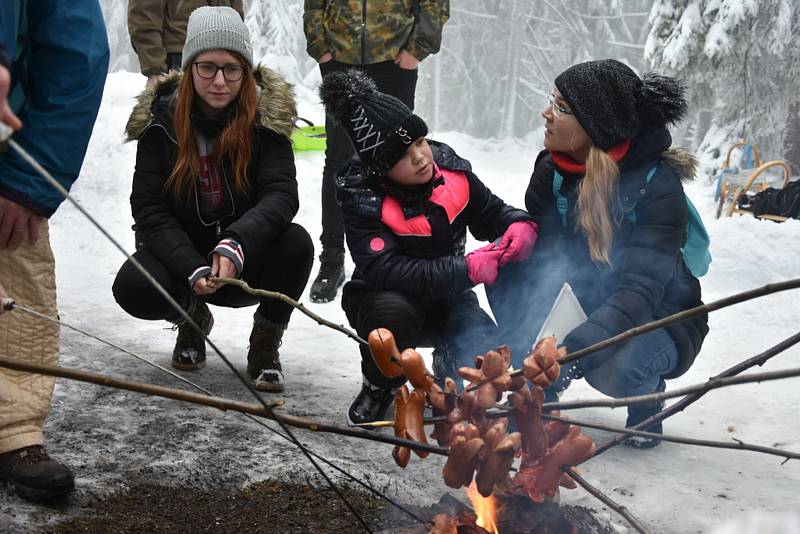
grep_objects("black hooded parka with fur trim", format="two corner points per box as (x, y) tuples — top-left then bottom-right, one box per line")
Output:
(516, 127), (708, 378)
(123, 66), (299, 283)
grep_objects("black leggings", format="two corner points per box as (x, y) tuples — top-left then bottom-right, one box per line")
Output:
(113, 223), (314, 325)
(342, 286), (498, 389)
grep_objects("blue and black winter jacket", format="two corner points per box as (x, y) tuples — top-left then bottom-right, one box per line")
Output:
(0, 0), (109, 217)
(523, 127), (708, 378)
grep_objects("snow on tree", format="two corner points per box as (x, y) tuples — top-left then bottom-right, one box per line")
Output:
(646, 0), (800, 173)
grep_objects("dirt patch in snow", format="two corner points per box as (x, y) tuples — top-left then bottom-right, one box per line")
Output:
(47, 479), (614, 534)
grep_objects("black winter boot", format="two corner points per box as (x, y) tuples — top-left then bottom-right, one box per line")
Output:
(623, 400), (665, 449)
(309, 255), (345, 303)
(171, 300), (214, 370)
(0, 445), (74, 501)
(624, 380), (667, 449)
(346, 379), (395, 427)
(246, 314), (287, 392)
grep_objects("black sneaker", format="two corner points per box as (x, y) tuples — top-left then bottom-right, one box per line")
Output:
(309, 260), (345, 303)
(0, 445), (75, 501)
(623, 400), (665, 449)
(346, 382), (395, 427)
(171, 300), (214, 370)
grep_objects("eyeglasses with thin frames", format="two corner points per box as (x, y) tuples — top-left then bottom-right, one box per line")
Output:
(193, 62), (245, 82)
(547, 92), (574, 118)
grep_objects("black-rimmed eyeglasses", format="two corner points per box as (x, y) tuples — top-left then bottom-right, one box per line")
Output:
(193, 62), (245, 82)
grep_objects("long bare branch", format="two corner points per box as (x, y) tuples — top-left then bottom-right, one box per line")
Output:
(216, 277), (367, 345)
(546, 366), (800, 411)
(564, 467), (652, 534)
(488, 278), (800, 387)
(561, 278), (800, 365)
(0, 355), (448, 457)
(542, 414), (800, 462)
(586, 330), (800, 460)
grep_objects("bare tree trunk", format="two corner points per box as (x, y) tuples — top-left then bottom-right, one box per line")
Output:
(500, 0), (521, 138)
(784, 102), (800, 174)
(694, 109), (713, 151)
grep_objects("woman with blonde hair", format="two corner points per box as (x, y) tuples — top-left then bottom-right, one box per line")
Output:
(113, 7), (313, 392)
(488, 59), (709, 447)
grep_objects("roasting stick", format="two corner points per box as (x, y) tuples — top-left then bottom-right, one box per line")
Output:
(462, 277), (800, 392)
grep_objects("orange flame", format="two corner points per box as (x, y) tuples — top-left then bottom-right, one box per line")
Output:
(466, 481), (499, 534)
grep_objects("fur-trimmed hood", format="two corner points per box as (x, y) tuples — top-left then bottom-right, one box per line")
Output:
(662, 147), (698, 183)
(124, 65), (297, 142)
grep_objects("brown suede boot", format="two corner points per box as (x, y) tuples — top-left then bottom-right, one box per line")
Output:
(0, 445), (74, 501)
(171, 300), (214, 370)
(246, 314), (287, 392)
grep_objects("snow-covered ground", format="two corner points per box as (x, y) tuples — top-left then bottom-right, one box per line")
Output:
(1, 71), (799, 533)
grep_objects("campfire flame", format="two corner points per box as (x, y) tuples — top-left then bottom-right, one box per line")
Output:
(467, 482), (499, 534)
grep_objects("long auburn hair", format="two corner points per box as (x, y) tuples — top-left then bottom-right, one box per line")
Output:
(574, 144), (621, 266)
(166, 52), (258, 197)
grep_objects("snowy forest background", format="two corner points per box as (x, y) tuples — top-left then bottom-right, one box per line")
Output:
(102, 0), (800, 173)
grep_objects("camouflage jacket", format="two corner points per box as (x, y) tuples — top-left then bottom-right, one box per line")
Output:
(128, 0), (244, 76)
(303, 0), (449, 64)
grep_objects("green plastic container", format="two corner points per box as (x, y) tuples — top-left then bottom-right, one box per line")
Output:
(292, 118), (326, 152)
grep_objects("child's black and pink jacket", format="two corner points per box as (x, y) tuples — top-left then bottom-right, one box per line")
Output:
(335, 140), (531, 304)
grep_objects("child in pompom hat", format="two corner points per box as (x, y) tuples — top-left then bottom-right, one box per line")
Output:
(320, 70), (538, 426)
(488, 59), (709, 448)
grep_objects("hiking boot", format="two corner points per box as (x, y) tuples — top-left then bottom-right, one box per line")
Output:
(623, 400), (665, 449)
(0, 445), (74, 501)
(246, 314), (287, 392)
(171, 300), (214, 370)
(346, 380), (395, 427)
(309, 259), (345, 303)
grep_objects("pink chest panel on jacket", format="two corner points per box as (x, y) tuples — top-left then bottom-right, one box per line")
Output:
(380, 164), (470, 236)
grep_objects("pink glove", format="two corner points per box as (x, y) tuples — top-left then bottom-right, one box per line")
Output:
(465, 243), (506, 286)
(499, 221), (538, 266)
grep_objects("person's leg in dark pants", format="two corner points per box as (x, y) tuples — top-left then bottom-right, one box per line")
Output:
(432, 290), (498, 388)
(342, 287), (428, 425)
(311, 61), (355, 303)
(363, 61), (418, 109)
(230, 223), (314, 392)
(112, 247), (214, 370)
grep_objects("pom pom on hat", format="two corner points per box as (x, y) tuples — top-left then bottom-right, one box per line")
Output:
(638, 72), (688, 126)
(319, 70), (428, 177)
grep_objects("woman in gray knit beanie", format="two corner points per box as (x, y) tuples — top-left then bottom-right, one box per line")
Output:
(487, 59), (709, 449)
(114, 6), (313, 393)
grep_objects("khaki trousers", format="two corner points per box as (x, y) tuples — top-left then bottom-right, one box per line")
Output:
(0, 221), (59, 454)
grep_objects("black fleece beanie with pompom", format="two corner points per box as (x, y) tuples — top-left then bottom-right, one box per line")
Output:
(554, 59), (688, 150)
(319, 69), (428, 178)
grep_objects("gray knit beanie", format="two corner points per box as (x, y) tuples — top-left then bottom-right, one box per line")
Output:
(182, 6), (253, 70)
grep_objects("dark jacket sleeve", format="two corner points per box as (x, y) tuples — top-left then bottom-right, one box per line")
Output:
(341, 196), (472, 302)
(220, 129), (299, 258)
(524, 150), (556, 219)
(0, 0), (109, 217)
(405, 0), (449, 61)
(130, 126), (207, 282)
(128, 0), (169, 76)
(302, 0), (328, 61)
(464, 171), (531, 242)
(563, 165), (688, 359)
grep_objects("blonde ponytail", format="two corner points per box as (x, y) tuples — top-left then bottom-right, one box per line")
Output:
(575, 145), (620, 266)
